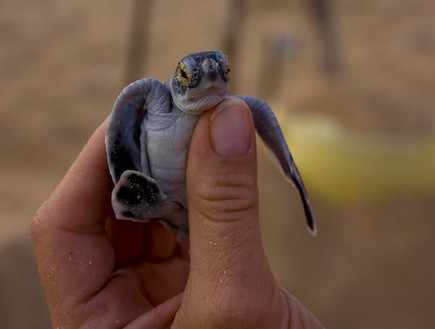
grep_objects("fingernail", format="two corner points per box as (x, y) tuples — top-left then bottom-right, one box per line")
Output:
(210, 98), (251, 157)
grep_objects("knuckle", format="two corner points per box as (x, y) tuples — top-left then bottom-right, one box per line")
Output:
(31, 200), (51, 240)
(190, 172), (258, 222)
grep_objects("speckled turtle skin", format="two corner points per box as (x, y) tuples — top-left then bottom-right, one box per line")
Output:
(105, 51), (316, 238)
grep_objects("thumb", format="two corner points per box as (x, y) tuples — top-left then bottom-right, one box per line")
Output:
(187, 97), (262, 268)
(182, 97), (280, 325)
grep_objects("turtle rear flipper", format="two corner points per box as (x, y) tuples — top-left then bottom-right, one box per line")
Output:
(112, 170), (188, 233)
(234, 95), (317, 236)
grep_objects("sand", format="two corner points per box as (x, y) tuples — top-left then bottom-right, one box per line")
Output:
(1, 0), (434, 327)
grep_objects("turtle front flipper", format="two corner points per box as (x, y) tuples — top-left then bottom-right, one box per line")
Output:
(235, 95), (317, 236)
(106, 78), (170, 181)
(112, 170), (188, 234)
(106, 78), (188, 235)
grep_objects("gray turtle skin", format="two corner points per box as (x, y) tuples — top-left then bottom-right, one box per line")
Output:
(106, 51), (317, 238)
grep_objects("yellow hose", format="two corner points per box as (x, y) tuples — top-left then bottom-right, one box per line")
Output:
(279, 113), (435, 205)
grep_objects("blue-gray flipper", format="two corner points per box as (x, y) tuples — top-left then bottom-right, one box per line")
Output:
(113, 170), (188, 234)
(235, 95), (317, 235)
(106, 78), (166, 181)
(105, 78), (188, 233)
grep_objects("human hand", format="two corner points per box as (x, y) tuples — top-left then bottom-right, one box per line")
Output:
(32, 97), (324, 328)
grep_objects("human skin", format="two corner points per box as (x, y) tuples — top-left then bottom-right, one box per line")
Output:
(32, 97), (324, 328)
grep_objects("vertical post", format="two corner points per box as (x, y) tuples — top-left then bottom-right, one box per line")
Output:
(308, 0), (341, 76)
(258, 33), (302, 101)
(222, 0), (246, 92)
(124, 0), (154, 84)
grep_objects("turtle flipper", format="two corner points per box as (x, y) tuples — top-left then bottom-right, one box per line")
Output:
(234, 95), (317, 236)
(106, 79), (189, 235)
(112, 170), (188, 234)
(105, 78), (171, 182)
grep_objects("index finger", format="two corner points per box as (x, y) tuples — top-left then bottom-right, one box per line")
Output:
(31, 120), (119, 306)
(35, 119), (113, 232)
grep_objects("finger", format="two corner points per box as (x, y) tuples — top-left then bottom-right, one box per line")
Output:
(280, 288), (325, 329)
(32, 120), (185, 316)
(31, 120), (117, 306)
(105, 217), (145, 267)
(181, 98), (281, 324)
(187, 97), (264, 270)
(34, 119), (112, 231)
(141, 222), (177, 261)
(124, 293), (183, 329)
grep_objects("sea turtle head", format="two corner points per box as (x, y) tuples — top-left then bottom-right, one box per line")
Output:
(169, 51), (230, 114)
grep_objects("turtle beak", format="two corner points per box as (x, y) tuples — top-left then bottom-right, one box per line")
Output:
(202, 59), (220, 82)
(206, 69), (218, 81)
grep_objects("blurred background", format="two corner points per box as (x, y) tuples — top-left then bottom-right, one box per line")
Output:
(1, 0), (434, 327)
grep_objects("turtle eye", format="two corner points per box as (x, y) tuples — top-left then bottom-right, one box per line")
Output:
(180, 69), (188, 79)
(175, 61), (200, 88)
(176, 62), (192, 87)
(219, 55), (230, 81)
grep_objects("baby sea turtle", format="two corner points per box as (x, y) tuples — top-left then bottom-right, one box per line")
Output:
(106, 50), (317, 238)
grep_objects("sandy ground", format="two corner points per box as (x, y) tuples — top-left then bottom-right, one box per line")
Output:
(1, 0), (434, 328)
